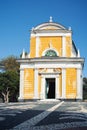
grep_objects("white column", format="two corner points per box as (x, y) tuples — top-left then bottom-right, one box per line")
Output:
(77, 68), (83, 100)
(56, 76), (60, 99)
(62, 36), (66, 57)
(34, 68), (39, 99)
(40, 76), (45, 99)
(62, 68), (66, 99)
(18, 68), (24, 101)
(36, 36), (40, 57)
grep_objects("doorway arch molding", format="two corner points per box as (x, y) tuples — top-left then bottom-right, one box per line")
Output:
(40, 73), (60, 100)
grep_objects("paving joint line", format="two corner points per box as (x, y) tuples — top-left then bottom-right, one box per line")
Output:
(10, 101), (64, 130)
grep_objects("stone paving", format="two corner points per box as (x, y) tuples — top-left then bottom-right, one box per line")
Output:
(34, 102), (87, 130)
(0, 101), (87, 130)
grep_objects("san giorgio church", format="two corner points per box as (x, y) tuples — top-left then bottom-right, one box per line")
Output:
(17, 17), (84, 101)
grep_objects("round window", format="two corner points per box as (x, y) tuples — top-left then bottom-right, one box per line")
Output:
(45, 50), (57, 56)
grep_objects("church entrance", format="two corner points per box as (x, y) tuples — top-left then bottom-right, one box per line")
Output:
(46, 78), (55, 99)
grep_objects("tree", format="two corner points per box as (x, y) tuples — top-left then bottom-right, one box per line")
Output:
(1, 56), (19, 73)
(0, 71), (19, 103)
(0, 56), (20, 103)
(83, 77), (87, 99)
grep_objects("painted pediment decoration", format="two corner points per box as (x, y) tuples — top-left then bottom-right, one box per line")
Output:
(32, 17), (66, 31)
(39, 68), (61, 74)
(34, 23), (66, 30)
(42, 43), (59, 57)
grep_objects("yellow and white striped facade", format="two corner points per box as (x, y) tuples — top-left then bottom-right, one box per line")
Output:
(18, 17), (84, 101)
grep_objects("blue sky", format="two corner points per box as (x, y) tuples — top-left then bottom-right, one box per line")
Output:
(0, 0), (87, 77)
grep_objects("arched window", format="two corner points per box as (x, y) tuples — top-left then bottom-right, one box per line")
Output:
(45, 50), (57, 56)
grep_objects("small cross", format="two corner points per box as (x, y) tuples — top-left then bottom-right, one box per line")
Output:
(49, 16), (53, 22)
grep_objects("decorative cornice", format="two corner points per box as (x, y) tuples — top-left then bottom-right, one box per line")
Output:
(31, 29), (71, 34)
(17, 57), (84, 65)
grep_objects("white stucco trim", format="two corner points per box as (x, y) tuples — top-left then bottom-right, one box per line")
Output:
(31, 33), (71, 37)
(40, 74), (59, 100)
(41, 76), (45, 99)
(18, 57), (84, 63)
(56, 76), (60, 98)
(76, 68), (83, 100)
(33, 22), (66, 30)
(20, 63), (82, 69)
(62, 36), (66, 57)
(18, 68), (24, 101)
(36, 36), (40, 57)
(61, 68), (66, 99)
(34, 69), (39, 99)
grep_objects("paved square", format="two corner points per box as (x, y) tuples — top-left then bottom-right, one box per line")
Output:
(0, 101), (87, 130)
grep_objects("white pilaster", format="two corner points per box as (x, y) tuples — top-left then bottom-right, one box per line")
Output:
(76, 68), (83, 100)
(62, 36), (66, 57)
(34, 69), (39, 99)
(36, 36), (40, 57)
(62, 68), (66, 98)
(18, 68), (24, 101)
(40, 76), (45, 99)
(56, 76), (60, 99)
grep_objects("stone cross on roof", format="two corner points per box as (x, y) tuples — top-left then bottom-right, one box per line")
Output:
(49, 16), (53, 22)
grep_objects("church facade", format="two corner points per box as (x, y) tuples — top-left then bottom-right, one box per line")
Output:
(18, 17), (84, 101)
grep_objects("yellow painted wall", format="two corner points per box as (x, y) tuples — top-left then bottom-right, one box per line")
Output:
(27, 28), (76, 100)
(30, 36), (72, 58)
(30, 36), (62, 58)
(23, 68), (77, 99)
(66, 68), (77, 99)
(66, 36), (71, 57)
(24, 69), (34, 99)
(39, 36), (62, 56)
(30, 37), (36, 58)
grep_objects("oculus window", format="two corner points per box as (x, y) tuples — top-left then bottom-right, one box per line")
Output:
(45, 50), (57, 56)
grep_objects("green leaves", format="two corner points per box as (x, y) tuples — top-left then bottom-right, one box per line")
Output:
(0, 56), (19, 102)
(0, 71), (19, 95)
(1, 56), (19, 72)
